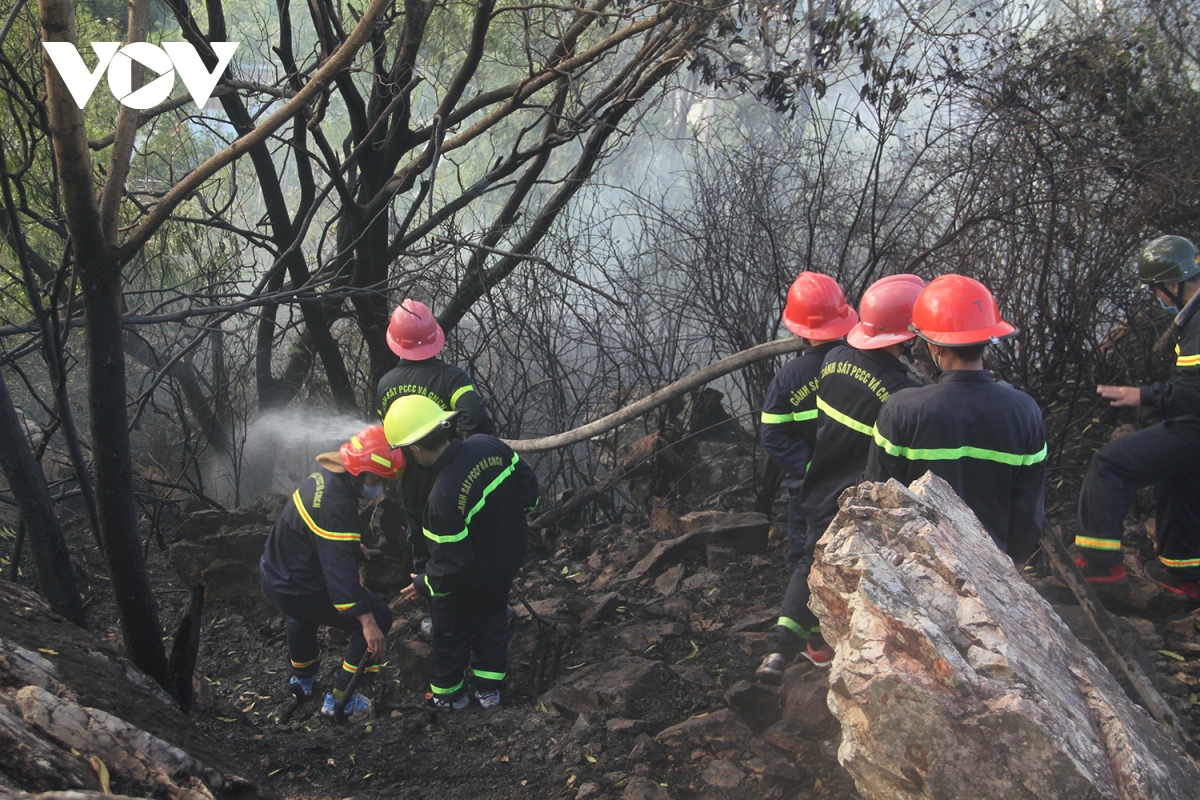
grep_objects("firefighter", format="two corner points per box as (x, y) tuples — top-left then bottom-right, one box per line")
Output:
(385, 394), (539, 709)
(375, 299), (494, 574)
(865, 274), (1046, 567)
(754, 272), (858, 684)
(757, 274), (924, 681)
(259, 425), (402, 717)
(1075, 235), (1200, 600)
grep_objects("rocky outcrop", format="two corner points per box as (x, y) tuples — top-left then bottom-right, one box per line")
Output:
(808, 474), (1200, 800)
(0, 580), (264, 798)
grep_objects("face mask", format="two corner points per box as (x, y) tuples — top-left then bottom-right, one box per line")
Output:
(359, 482), (383, 502)
(1158, 296), (1179, 316)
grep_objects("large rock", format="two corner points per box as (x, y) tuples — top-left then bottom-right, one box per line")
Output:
(542, 656), (691, 724)
(170, 495), (285, 601)
(809, 474), (1200, 800)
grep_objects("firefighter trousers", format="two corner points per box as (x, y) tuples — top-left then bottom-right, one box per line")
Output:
(766, 490), (821, 656)
(428, 579), (512, 698)
(1078, 420), (1200, 579)
(261, 577), (392, 690)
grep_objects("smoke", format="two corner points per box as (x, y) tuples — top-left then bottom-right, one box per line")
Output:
(204, 408), (374, 506)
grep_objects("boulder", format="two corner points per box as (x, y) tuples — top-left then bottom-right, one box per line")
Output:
(169, 525), (268, 601)
(809, 474), (1200, 800)
(543, 656), (691, 724)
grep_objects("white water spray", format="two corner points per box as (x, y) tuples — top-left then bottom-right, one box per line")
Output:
(204, 408), (374, 506)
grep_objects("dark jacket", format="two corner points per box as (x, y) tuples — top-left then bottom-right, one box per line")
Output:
(259, 466), (373, 617)
(865, 370), (1047, 561)
(412, 435), (540, 599)
(1141, 291), (1200, 421)
(760, 341), (842, 492)
(375, 356), (493, 436)
(799, 345), (920, 539)
(376, 356), (494, 564)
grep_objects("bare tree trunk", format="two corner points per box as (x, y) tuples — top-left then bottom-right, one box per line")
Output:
(0, 368), (86, 626)
(39, 0), (172, 690)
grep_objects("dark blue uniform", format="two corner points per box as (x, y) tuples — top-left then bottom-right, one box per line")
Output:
(760, 340), (841, 572)
(260, 465), (392, 687)
(865, 370), (1047, 562)
(767, 346), (918, 653)
(376, 357), (493, 571)
(1078, 292), (1200, 578)
(411, 435), (539, 700)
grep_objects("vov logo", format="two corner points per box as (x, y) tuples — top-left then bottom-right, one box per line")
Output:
(42, 41), (239, 110)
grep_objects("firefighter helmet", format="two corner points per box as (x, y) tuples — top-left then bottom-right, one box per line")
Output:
(339, 425), (404, 479)
(386, 299), (445, 360)
(383, 394), (457, 448)
(782, 272), (858, 339)
(846, 274), (926, 350)
(909, 274), (1017, 347)
(1137, 235), (1200, 284)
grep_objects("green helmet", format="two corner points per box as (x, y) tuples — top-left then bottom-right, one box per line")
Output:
(1138, 235), (1200, 284)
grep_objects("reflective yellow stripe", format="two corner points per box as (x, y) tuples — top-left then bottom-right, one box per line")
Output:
(1176, 345), (1200, 367)
(872, 428), (1047, 466)
(761, 409), (818, 424)
(293, 490), (360, 542)
(333, 602), (355, 611)
(776, 616), (808, 638)
(1160, 555), (1200, 568)
(423, 453), (521, 544)
(816, 396), (873, 436)
(370, 453), (394, 468)
(291, 655), (319, 669)
(472, 669), (505, 681)
(430, 679), (464, 695)
(1076, 536), (1122, 551)
(424, 575), (449, 597)
(450, 385), (475, 408)
(343, 660), (379, 674)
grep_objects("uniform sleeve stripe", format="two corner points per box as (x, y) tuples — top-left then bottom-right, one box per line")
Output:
(450, 385), (475, 408)
(761, 409), (819, 424)
(1177, 354), (1200, 367)
(424, 575), (450, 597)
(816, 397), (874, 436)
(1075, 536), (1123, 551)
(293, 491), (361, 542)
(423, 453), (521, 544)
(872, 427), (1047, 466)
(333, 602), (356, 611)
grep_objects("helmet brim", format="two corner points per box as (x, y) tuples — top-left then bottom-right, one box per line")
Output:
(911, 321), (1018, 347)
(783, 309), (859, 340)
(845, 325), (917, 350)
(387, 325), (445, 360)
(388, 409), (458, 447)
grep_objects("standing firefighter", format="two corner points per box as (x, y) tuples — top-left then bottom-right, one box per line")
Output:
(755, 272), (858, 683)
(865, 274), (1046, 567)
(758, 274), (924, 681)
(376, 299), (494, 574)
(385, 395), (539, 709)
(259, 425), (402, 717)
(1075, 235), (1200, 600)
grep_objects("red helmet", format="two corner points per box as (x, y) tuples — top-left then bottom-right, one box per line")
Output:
(909, 274), (1017, 346)
(386, 299), (445, 360)
(339, 425), (404, 479)
(846, 274), (925, 350)
(782, 272), (858, 339)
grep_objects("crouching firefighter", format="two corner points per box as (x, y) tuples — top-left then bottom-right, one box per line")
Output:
(385, 395), (539, 710)
(1075, 235), (1200, 600)
(259, 425), (402, 717)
